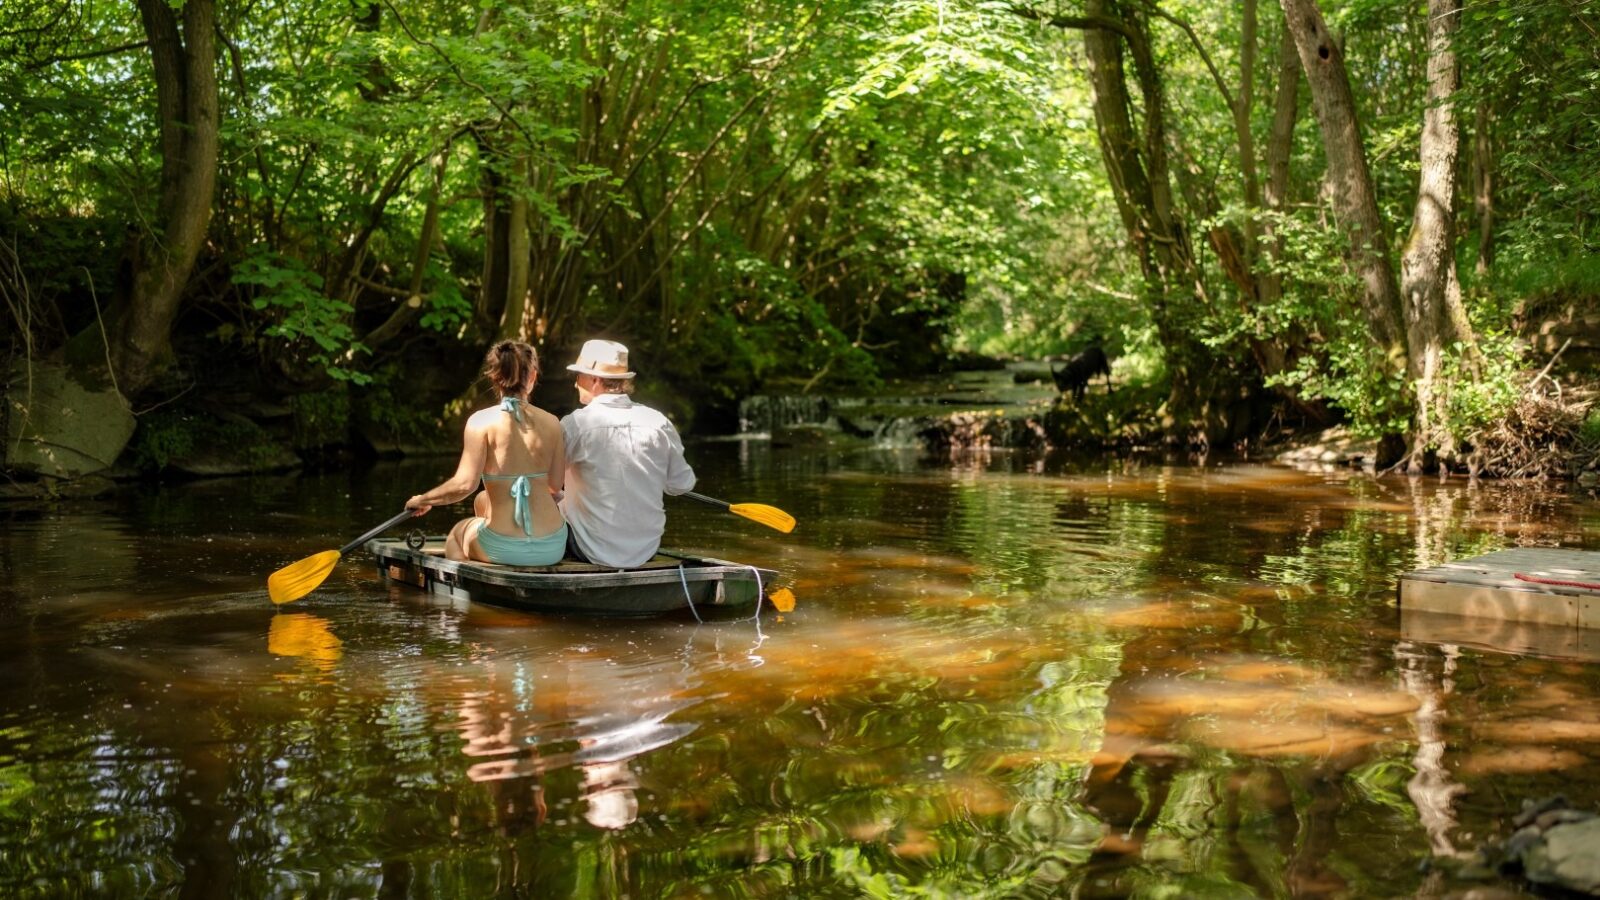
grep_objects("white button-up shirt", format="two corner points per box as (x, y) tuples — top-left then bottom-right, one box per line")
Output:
(559, 392), (696, 568)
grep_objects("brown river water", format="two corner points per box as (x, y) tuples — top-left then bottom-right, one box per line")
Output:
(2, 445), (1599, 897)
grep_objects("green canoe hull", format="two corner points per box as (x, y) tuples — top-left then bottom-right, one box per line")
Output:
(368, 537), (776, 617)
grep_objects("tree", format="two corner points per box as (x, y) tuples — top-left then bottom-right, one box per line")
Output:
(1398, 0), (1478, 467)
(109, 0), (219, 395)
(1277, 0), (1407, 388)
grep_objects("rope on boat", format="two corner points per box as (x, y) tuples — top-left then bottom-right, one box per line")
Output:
(677, 562), (703, 623)
(676, 562), (766, 624)
(744, 566), (764, 622)
(1514, 572), (1600, 591)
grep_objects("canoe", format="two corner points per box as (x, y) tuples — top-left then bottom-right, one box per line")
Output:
(368, 536), (777, 617)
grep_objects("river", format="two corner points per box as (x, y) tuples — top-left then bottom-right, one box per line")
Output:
(1, 445), (1597, 897)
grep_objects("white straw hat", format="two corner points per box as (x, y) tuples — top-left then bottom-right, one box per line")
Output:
(566, 339), (636, 378)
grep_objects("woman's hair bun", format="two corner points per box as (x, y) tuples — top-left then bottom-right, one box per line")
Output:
(484, 340), (539, 398)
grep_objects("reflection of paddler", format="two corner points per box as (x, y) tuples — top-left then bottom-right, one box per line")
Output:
(267, 613), (342, 664)
(448, 640), (702, 838)
(581, 759), (640, 830)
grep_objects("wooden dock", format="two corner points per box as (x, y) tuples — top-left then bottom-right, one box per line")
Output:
(1399, 547), (1600, 630)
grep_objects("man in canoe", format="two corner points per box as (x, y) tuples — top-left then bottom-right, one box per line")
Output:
(559, 339), (696, 568)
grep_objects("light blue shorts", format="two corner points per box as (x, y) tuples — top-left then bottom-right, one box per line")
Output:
(472, 519), (569, 567)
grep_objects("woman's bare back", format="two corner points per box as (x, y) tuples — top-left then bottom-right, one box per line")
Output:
(476, 402), (565, 538)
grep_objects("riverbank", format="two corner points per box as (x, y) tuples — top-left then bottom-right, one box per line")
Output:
(7, 352), (1600, 497)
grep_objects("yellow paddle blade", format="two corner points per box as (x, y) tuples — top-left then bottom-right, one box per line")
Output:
(267, 550), (342, 604)
(728, 502), (795, 533)
(769, 587), (797, 613)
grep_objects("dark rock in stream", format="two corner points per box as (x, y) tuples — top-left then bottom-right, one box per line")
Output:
(4, 362), (136, 478)
(1446, 796), (1600, 896)
(1525, 819), (1600, 895)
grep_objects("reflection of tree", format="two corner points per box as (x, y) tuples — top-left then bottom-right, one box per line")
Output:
(1396, 641), (1464, 858)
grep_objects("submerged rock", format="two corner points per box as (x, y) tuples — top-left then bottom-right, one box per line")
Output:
(1460, 796), (1600, 896)
(1523, 817), (1600, 895)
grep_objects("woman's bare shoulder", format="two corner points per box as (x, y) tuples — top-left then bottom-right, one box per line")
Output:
(464, 406), (509, 431)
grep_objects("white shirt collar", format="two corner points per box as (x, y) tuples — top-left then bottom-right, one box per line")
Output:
(588, 392), (633, 408)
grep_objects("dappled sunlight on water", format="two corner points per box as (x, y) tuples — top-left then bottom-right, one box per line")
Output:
(3, 450), (1600, 895)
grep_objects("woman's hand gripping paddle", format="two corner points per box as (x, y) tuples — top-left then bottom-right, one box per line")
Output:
(681, 491), (796, 533)
(267, 508), (422, 604)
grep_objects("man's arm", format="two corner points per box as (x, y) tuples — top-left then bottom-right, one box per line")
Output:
(661, 420), (696, 495)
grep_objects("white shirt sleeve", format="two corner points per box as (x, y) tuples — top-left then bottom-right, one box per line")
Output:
(661, 419), (696, 495)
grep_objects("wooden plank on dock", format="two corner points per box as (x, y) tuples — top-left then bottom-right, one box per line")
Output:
(1399, 548), (1600, 630)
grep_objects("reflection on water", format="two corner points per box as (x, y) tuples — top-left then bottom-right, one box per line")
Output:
(2, 451), (1600, 895)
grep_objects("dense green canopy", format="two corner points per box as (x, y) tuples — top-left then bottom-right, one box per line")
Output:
(1, 0), (1595, 461)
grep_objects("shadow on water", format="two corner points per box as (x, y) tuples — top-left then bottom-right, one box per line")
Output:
(2, 446), (1599, 895)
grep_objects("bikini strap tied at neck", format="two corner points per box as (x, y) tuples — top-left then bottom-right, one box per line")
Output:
(499, 396), (523, 423)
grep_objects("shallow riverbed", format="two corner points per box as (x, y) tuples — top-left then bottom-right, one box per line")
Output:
(2, 446), (1598, 897)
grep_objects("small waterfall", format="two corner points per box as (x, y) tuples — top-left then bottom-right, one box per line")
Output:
(735, 365), (1060, 449)
(869, 416), (931, 448)
(738, 394), (833, 434)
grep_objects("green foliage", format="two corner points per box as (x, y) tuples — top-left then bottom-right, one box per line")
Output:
(1269, 332), (1410, 441)
(128, 410), (290, 473)
(234, 251), (371, 384)
(1488, 247), (1600, 308)
(360, 365), (442, 444)
(1272, 345), (1406, 441)
(1443, 333), (1523, 441)
(1579, 409), (1600, 447)
(128, 411), (197, 472)
(3, 0), (1597, 449)
(289, 389), (352, 450)
(417, 262), (471, 333)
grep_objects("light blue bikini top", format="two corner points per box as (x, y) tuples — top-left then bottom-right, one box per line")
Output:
(481, 397), (548, 537)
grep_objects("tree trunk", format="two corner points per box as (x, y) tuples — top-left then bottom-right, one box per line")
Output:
(475, 141), (513, 338)
(1067, 0), (1221, 436)
(496, 156), (532, 342)
(1079, 2), (1193, 319)
(1237, 0), (1262, 267)
(1278, 0), (1407, 376)
(364, 147), (452, 351)
(112, 0), (219, 394)
(1472, 100), (1495, 276)
(1258, 23), (1300, 310)
(1400, 0), (1477, 468)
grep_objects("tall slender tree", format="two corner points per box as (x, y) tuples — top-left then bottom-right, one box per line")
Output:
(1278, 0), (1406, 373)
(1399, 0), (1478, 466)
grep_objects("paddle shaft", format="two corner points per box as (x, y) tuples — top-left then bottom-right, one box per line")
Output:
(681, 491), (730, 510)
(339, 508), (419, 556)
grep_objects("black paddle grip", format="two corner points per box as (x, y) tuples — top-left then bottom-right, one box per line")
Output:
(340, 508), (423, 556)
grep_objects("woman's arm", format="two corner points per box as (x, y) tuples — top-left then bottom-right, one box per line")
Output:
(407, 417), (487, 512)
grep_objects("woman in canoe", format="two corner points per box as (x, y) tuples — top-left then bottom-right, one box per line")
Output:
(405, 340), (569, 565)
